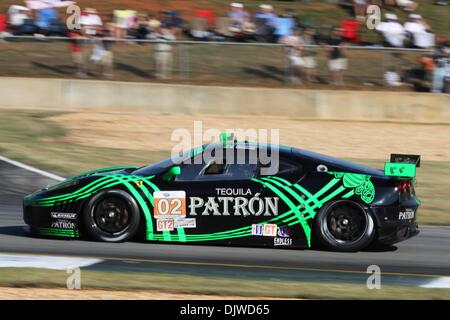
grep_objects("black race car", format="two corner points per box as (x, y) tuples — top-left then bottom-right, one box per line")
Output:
(23, 137), (421, 252)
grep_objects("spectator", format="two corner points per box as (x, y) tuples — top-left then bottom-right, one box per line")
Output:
(8, 5), (30, 31)
(404, 14), (435, 48)
(131, 13), (150, 40)
(153, 25), (176, 80)
(68, 29), (86, 78)
(35, 7), (60, 36)
(353, 0), (368, 22)
(326, 27), (348, 86)
(375, 13), (405, 47)
(227, 2), (248, 32)
(432, 42), (450, 93)
(254, 4), (277, 42)
(384, 67), (402, 86)
(274, 10), (296, 43)
(80, 8), (103, 36)
(281, 27), (305, 84)
(302, 27), (318, 83)
(0, 10), (7, 37)
(396, 0), (418, 11)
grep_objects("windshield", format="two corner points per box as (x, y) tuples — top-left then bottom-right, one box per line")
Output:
(132, 146), (204, 177)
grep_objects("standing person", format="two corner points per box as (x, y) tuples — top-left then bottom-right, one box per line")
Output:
(326, 27), (348, 86)
(302, 27), (317, 83)
(431, 42), (450, 93)
(68, 29), (86, 78)
(281, 27), (304, 84)
(153, 25), (176, 80)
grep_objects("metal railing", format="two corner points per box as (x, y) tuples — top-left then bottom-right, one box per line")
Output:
(0, 35), (433, 88)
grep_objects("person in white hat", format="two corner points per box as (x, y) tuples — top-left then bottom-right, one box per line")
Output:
(228, 2), (248, 31)
(375, 13), (406, 47)
(80, 8), (103, 36)
(396, 0), (418, 12)
(404, 14), (434, 48)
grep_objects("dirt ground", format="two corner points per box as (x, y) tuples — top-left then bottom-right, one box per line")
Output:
(0, 287), (284, 300)
(46, 112), (450, 162)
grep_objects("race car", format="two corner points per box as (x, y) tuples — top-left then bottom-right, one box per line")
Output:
(23, 135), (421, 252)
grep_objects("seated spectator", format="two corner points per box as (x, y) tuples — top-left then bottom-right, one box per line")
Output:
(253, 4), (278, 42)
(254, 4), (277, 25)
(8, 5), (30, 29)
(35, 7), (60, 35)
(341, 19), (360, 43)
(376, 13), (405, 47)
(190, 10), (216, 40)
(227, 2), (248, 31)
(274, 11), (296, 43)
(0, 11), (7, 35)
(159, 10), (183, 38)
(404, 14), (435, 48)
(80, 8), (103, 36)
(396, 0), (418, 11)
(353, 0), (368, 22)
(130, 13), (150, 40)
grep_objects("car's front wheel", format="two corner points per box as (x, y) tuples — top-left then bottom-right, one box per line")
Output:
(83, 189), (141, 242)
(313, 200), (375, 252)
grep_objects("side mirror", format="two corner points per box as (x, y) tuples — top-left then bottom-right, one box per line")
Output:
(163, 165), (181, 182)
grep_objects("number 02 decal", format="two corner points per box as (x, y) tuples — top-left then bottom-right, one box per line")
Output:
(153, 191), (186, 218)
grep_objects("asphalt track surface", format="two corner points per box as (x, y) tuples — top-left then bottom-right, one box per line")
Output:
(1, 159), (449, 285)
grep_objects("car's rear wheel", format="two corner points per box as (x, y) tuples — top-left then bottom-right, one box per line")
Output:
(313, 200), (375, 252)
(83, 189), (141, 242)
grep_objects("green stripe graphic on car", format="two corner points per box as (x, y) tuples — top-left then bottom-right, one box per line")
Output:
(31, 170), (375, 247)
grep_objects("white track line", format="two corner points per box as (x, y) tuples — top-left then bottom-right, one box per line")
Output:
(0, 156), (65, 181)
(419, 277), (450, 289)
(0, 253), (102, 270)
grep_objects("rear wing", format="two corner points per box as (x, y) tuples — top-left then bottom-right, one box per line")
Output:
(384, 154), (421, 178)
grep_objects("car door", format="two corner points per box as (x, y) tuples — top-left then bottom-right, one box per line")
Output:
(153, 147), (274, 245)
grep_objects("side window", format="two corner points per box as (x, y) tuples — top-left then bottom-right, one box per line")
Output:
(259, 159), (301, 176)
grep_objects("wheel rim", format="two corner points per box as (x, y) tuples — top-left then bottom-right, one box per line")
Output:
(325, 203), (367, 244)
(93, 197), (130, 234)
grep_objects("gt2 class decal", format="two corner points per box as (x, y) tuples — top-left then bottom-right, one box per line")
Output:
(156, 219), (174, 231)
(252, 224), (277, 237)
(189, 188), (279, 216)
(153, 191), (186, 218)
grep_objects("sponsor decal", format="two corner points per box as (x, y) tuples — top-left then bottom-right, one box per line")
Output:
(252, 224), (277, 237)
(399, 208), (415, 220)
(274, 237), (293, 246)
(156, 219), (175, 231)
(277, 227), (291, 238)
(51, 220), (76, 229)
(153, 191), (186, 218)
(51, 212), (77, 220)
(174, 218), (197, 229)
(135, 180), (143, 187)
(189, 188), (279, 217)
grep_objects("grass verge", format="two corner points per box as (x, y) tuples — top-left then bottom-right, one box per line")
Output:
(0, 268), (449, 299)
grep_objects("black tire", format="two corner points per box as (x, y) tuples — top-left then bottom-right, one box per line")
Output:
(83, 189), (141, 242)
(313, 200), (375, 252)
